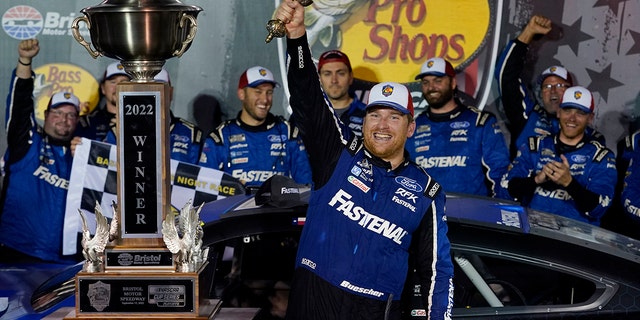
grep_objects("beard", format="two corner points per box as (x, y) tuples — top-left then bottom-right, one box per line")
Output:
(424, 88), (454, 110)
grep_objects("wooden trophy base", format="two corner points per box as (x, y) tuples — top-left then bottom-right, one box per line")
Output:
(63, 267), (213, 319)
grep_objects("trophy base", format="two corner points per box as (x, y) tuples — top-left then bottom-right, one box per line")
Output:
(64, 267), (210, 319)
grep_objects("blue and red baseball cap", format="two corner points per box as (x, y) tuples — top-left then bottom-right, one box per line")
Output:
(366, 82), (414, 117)
(415, 57), (455, 80)
(560, 86), (594, 113)
(318, 50), (352, 72)
(238, 66), (279, 89)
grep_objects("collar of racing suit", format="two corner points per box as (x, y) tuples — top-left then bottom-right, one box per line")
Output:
(424, 101), (465, 122)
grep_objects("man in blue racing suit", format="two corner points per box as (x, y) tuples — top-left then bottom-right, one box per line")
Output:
(0, 39), (80, 263)
(503, 86), (616, 226)
(408, 57), (511, 199)
(495, 15), (604, 158)
(198, 66), (311, 188)
(622, 144), (640, 222)
(275, 2), (454, 319)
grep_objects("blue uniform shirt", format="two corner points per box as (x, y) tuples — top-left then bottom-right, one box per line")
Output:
(505, 135), (617, 225)
(0, 71), (77, 263)
(622, 145), (640, 221)
(408, 104), (511, 199)
(286, 34), (453, 319)
(198, 113), (312, 187)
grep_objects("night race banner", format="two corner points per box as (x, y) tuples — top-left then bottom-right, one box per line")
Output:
(63, 138), (245, 255)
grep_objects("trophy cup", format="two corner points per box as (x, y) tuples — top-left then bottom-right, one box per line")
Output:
(265, 0), (314, 43)
(67, 1), (211, 319)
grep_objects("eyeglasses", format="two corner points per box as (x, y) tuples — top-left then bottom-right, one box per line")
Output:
(48, 109), (78, 120)
(541, 83), (570, 91)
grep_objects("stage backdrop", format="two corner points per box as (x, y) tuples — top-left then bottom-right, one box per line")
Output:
(1, 0), (639, 155)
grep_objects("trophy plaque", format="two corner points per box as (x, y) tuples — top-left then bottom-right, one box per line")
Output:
(66, 0), (211, 319)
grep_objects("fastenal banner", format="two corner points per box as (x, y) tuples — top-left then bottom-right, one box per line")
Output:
(63, 138), (245, 255)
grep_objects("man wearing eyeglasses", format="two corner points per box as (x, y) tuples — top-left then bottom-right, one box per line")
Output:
(495, 15), (604, 158)
(503, 86), (616, 226)
(0, 39), (81, 264)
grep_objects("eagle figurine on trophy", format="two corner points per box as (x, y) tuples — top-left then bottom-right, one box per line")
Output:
(78, 202), (112, 273)
(162, 200), (205, 272)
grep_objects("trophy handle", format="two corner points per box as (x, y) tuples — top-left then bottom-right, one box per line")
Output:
(71, 16), (102, 59)
(173, 14), (198, 58)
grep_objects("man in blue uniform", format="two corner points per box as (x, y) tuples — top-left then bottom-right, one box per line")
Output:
(198, 66), (311, 188)
(74, 67), (203, 164)
(275, 2), (454, 319)
(495, 15), (604, 158)
(317, 50), (366, 136)
(0, 39), (80, 263)
(621, 145), (640, 225)
(503, 86), (617, 226)
(606, 129), (640, 238)
(408, 57), (511, 199)
(604, 129), (640, 234)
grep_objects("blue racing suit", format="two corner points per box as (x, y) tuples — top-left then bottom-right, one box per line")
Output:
(616, 129), (640, 183)
(103, 112), (203, 164)
(504, 135), (617, 226)
(198, 113), (312, 188)
(286, 34), (453, 319)
(408, 104), (511, 199)
(621, 145), (640, 221)
(495, 39), (604, 157)
(0, 71), (77, 263)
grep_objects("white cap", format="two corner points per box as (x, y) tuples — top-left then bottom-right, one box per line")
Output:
(366, 82), (414, 117)
(48, 91), (80, 112)
(238, 66), (279, 89)
(560, 86), (594, 113)
(154, 68), (171, 83)
(415, 57), (455, 79)
(104, 61), (130, 80)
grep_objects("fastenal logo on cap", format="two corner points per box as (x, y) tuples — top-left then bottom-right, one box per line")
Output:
(238, 66), (279, 89)
(560, 86), (594, 113)
(366, 82), (414, 117)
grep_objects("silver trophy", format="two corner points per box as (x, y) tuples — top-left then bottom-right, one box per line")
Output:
(71, 0), (202, 81)
(265, 0), (313, 43)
